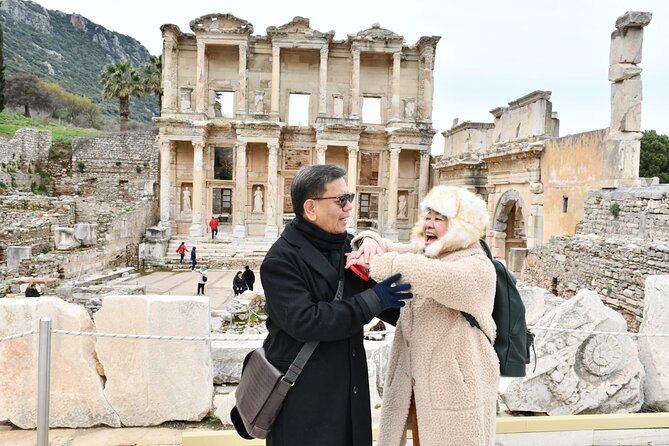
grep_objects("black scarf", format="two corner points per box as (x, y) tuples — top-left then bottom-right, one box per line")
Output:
(292, 217), (347, 270)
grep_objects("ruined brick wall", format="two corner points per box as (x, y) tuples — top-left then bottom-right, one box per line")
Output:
(0, 129), (51, 168)
(0, 196), (76, 264)
(70, 130), (159, 207)
(522, 186), (669, 326)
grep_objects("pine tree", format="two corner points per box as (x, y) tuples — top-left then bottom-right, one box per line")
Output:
(0, 22), (6, 112)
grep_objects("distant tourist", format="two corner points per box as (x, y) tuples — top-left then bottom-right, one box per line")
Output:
(233, 271), (247, 296)
(190, 246), (197, 271)
(24, 282), (41, 297)
(209, 216), (218, 240)
(242, 265), (255, 291)
(176, 242), (189, 264)
(197, 267), (208, 295)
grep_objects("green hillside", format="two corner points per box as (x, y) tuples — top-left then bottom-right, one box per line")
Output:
(0, 0), (159, 126)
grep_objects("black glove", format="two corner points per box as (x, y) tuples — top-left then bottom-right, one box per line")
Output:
(373, 273), (413, 309)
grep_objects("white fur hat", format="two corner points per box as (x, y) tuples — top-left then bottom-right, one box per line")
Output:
(411, 185), (489, 257)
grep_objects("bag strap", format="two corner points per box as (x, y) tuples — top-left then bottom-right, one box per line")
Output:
(283, 278), (344, 385)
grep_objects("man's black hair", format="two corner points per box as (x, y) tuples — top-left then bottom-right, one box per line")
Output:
(291, 164), (347, 217)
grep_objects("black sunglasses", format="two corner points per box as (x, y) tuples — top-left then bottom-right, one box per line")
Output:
(311, 192), (356, 208)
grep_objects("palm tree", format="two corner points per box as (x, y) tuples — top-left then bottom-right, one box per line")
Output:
(140, 55), (162, 112)
(100, 60), (143, 131)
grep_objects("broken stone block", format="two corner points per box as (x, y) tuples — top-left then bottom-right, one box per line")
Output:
(93, 295), (212, 426)
(73, 223), (97, 246)
(0, 297), (120, 428)
(610, 78), (642, 132)
(638, 275), (669, 411)
(55, 227), (80, 250)
(212, 339), (261, 384)
(610, 27), (644, 65)
(6, 246), (32, 270)
(501, 289), (644, 415)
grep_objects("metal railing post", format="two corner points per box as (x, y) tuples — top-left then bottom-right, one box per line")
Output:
(37, 317), (52, 446)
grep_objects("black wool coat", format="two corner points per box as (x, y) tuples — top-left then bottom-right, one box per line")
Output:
(259, 224), (393, 446)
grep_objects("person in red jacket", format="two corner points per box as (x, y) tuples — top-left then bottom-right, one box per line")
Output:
(209, 216), (219, 240)
(176, 242), (189, 264)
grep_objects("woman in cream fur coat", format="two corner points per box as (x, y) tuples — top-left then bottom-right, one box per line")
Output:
(349, 185), (499, 446)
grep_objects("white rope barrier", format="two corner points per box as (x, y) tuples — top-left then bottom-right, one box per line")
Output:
(0, 329), (38, 343)
(529, 325), (669, 338)
(3, 326), (669, 343)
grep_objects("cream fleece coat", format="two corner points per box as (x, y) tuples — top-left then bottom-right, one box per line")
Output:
(353, 187), (499, 446)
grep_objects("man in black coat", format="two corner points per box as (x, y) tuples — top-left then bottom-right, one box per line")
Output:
(242, 265), (256, 291)
(236, 164), (412, 446)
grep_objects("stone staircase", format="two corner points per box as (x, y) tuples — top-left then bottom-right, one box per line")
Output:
(165, 234), (273, 270)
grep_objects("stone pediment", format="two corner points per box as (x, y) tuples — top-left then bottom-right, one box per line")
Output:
(189, 13), (253, 35)
(351, 23), (404, 43)
(267, 16), (334, 41)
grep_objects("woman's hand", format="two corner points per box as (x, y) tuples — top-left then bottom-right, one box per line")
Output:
(346, 237), (384, 269)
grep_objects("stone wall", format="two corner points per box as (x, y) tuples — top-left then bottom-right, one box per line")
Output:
(0, 128), (51, 168)
(71, 130), (159, 206)
(523, 186), (669, 327)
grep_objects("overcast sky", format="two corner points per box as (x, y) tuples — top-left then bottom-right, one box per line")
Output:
(32, 0), (669, 153)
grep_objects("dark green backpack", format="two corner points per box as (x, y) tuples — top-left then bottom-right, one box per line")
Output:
(461, 239), (535, 377)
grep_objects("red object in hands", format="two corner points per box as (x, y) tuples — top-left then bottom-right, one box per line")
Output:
(350, 264), (369, 281)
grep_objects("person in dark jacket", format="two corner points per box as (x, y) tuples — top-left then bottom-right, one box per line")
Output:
(231, 164), (413, 446)
(242, 265), (256, 291)
(190, 246), (197, 271)
(233, 271), (247, 296)
(25, 281), (41, 297)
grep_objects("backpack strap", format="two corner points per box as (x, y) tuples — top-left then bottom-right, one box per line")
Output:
(460, 239), (494, 344)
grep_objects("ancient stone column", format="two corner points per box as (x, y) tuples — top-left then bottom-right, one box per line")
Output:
(233, 141), (248, 238)
(189, 141), (205, 237)
(163, 37), (178, 112)
(418, 150), (430, 202)
(315, 144), (327, 164)
(195, 41), (207, 114)
(319, 45), (329, 116)
(238, 42), (248, 117)
(265, 143), (280, 238)
(421, 48), (435, 121)
(271, 45), (281, 116)
(350, 45), (360, 118)
(347, 144), (359, 228)
(604, 11), (652, 188)
(159, 139), (174, 227)
(386, 147), (401, 241)
(391, 52), (401, 121)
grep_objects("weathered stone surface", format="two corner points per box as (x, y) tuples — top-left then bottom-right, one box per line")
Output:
(638, 275), (669, 411)
(6, 246), (31, 270)
(73, 223), (97, 246)
(608, 63), (642, 82)
(615, 11), (652, 30)
(55, 227), (80, 250)
(518, 284), (564, 324)
(501, 289), (644, 415)
(0, 297), (120, 428)
(610, 27), (644, 65)
(93, 295), (212, 426)
(212, 339), (261, 384)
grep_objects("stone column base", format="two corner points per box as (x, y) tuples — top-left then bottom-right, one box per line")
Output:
(264, 226), (278, 239)
(233, 225), (246, 238)
(189, 223), (205, 237)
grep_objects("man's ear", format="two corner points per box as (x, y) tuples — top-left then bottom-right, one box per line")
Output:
(303, 199), (318, 222)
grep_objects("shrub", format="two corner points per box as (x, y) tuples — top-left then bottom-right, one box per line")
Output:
(77, 161), (85, 173)
(610, 203), (621, 218)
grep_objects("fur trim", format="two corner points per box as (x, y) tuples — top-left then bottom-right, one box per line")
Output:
(411, 186), (489, 256)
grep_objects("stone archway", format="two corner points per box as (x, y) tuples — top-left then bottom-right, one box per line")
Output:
(491, 189), (528, 269)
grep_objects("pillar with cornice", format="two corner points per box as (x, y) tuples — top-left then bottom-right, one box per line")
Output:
(386, 147), (401, 241)
(265, 142), (279, 238)
(195, 41), (207, 114)
(238, 42), (248, 117)
(315, 144), (327, 164)
(421, 48), (435, 121)
(418, 150), (430, 202)
(350, 45), (360, 118)
(318, 45), (329, 116)
(391, 52), (401, 121)
(233, 141), (248, 238)
(270, 45), (280, 116)
(346, 144), (359, 229)
(189, 141), (205, 236)
(163, 38), (177, 111)
(159, 139), (174, 230)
